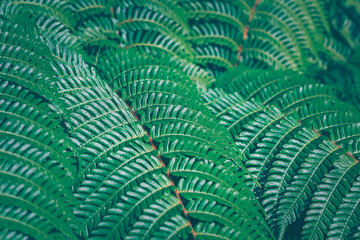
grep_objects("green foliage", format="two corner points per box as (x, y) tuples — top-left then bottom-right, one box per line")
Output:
(0, 0), (359, 239)
(202, 67), (360, 239)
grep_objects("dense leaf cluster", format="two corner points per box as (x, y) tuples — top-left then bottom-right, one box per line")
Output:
(0, 0), (359, 239)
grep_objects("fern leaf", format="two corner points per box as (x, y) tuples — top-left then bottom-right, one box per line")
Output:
(0, 0), (24, 21)
(330, 123), (360, 147)
(275, 84), (337, 113)
(0, 173), (76, 238)
(347, 140), (360, 159)
(71, 0), (112, 18)
(275, 140), (344, 238)
(188, 199), (266, 238)
(0, 80), (77, 182)
(120, 0), (190, 34)
(235, 107), (285, 160)
(188, 22), (242, 51)
(310, 112), (360, 135)
(150, 215), (191, 240)
(125, 194), (189, 240)
(77, 16), (119, 48)
(168, 157), (243, 192)
(115, 5), (187, 35)
(88, 174), (173, 239)
(193, 45), (235, 70)
(327, 175), (360, 239)
(262, 128), (323, 216)
(0, 205), (67, 239)
(120, 30), (192, 59)
(242, 38), (289, 70)
(178, 177), (271, 239)
(13, 0), (76, 29)
(194, 222), (243, 240)
(302, 158), (359, 240)
(246, 116), (302, 191)
(179, 0), (250, 31)
(296, 100), (359, 124)
(0, 227), (32, 240)
(33, 16), (80, 49)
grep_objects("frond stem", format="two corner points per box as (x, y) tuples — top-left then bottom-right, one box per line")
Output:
(235, 0), (261, 66)
(114, 90), (197, 240)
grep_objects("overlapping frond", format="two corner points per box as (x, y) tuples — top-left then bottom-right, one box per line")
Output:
(1, 0), (359, 239)
(45, 25), (272, 239)
(302, 159), (359, 240)
(203, 66), (360, 239)
(327, 175), (360, 239)
(0, 19), (78, 237)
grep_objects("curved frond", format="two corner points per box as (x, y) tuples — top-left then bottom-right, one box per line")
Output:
(302, 159), (359, 240)
(327, 175), (360, 240)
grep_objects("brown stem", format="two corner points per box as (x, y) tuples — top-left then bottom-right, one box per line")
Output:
(235, 0), (261, 66)
(114, 91), (197, 239)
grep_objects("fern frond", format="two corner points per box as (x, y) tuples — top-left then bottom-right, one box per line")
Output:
(0, 19), (58, 99)
(0, 81), (77, 181)
(262, 128), (323, 216)
(179, 0), (250, 31)
(33, 16), (80, 49)
(49, 43), (96, 77)
(0, 0), (24, 21)
(55, 36), (272, 239)
(202, 89), (245, 116)
(255, 5), (308, 66)
(0, 228), (31, 240)
(178, 177), (270, 239)
(203, 91), (265, 136)
(188, 22), (242, 51)
(70, 0), (112, 18)
(13, 0), (76, 30)
(77, 16), (118, 48)
(275, 140), (344, 238)
(188, 199), (267, 239)
(125, 194), (189, 239)
(115, 5), (186, 35)
(246, 116), (302, 191)
(347, 140), (360, 159)
(275, 84), (337, 113)
(74, 144), (163, 237)
(310, 112), (360, 133)
(244, 19), (301, 70)
(0, 32), (52, 75)
(302, 158), (359, 240)
(304, 0), (331, 34)
(327, 175), (360, 239)
(0, 171), (76, 238)
(235, 107), (285, 161)
(192, 46), (234, 69)
(217, 68), (316, 105)
(0, 61), (78, 239)
(120, 29), (192, 58)
(0, 157), (75, 206)
(320, 36), (352, 63)
(119, 0), (190, 34)
(2, 0), (359, 239)
(0, 205), (68, 239)
(194, 222), (242, 240)
(98, 47), (213, 89)
(87, 174), (173, 239)
(168, 157), (243, 192)
(330, 123), (360, 145)
(97, 49), (242, 162)
(331, 3), (360, 48)
(296, 100), (359, 124)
